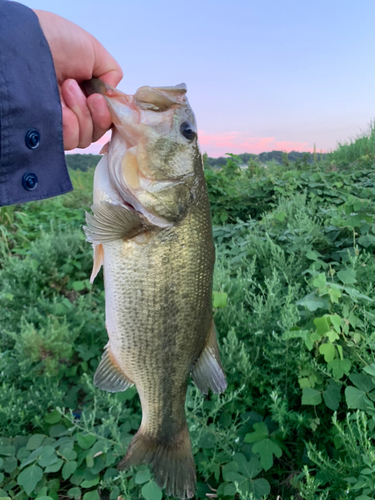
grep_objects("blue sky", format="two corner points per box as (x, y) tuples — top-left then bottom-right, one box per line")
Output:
(20, 0), (375, 156)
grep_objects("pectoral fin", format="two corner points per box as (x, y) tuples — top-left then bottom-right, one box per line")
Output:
(83, 202), (146, 245)
(191, 321), (227, 395)
(94, 345), (134, 393)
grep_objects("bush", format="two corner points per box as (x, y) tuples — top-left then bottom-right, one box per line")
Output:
(2, 152), (375, 499)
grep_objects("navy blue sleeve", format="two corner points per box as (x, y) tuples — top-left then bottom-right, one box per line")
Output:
(0, 0), (73, 207)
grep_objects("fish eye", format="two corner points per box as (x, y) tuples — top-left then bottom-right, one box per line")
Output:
(180, 121), (196, 141)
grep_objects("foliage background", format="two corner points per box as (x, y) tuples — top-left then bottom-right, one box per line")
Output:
(1, 129), (375, 500)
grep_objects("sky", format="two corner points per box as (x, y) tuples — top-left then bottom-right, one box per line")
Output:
(20, 0), (375, 157)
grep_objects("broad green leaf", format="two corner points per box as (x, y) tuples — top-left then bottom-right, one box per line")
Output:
(222, 461), (238, 482)
(244, 422), (269, 443)
(252, 439), (282, 471)
(62, 461), (77, 480)
(68, 488), (82, 499)
(310, 332), (321, 343)
(45, 459), (63, 473)
(306, 250), (319, 261)
(17, 464), (43, 495)
(336, 344), (344, 360)
(198, 431), (216, 449)
(302, 388), (322, 406)
(224, 470), (245, 482)
(49, 424), (69, 438)
(83, 492), (100, 500)
(37, 446), (57, 468)
(349, 373), (375, 393)
(61, 448), (77, 461)
(20, 446), (43, 468)
(44, 410), (61, 425)
(26, 435), (45, 451)
(141, 480), (163, 500)
(363, 364), (375, 377)
(135, 469), (151, 484)
(17, 447), (30, 461)
(314, 316), (331, 336)
(323, 380), (341, 410)
(240, 478), (271, 498)
(76, 434), (96, 450)
(81, 477), (99, 488)
(319, 343), (335, 363)
(327, 359), (352, 379)
(36, 497), (53, 500)
(212, 291), (228, 308)
(275, 211), (286, 222)
(313, 273), (326, 288)
(282, 330), (313, 350)
(345, 386), (372, 410)
(326, 330), (339, 342)
(3, 456), (17, 473)
(0, 445), (15, 457)
(337, 269), (357, 285)
(233, 453), (262, 479)
(299, 378), (311, 389)
(72, 281), (85, 291)
(330, 314), (341, 333)
(328, 288), (342, 304)
(296, 293), (327, 311)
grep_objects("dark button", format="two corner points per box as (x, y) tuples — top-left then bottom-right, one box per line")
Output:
(25, 129), (40, 150)
(22, 172), (38, 191)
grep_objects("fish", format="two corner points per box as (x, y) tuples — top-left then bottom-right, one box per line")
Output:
(82, 78), (227, 499)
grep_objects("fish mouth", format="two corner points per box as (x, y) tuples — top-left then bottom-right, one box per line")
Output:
(83, 78), (192, 227)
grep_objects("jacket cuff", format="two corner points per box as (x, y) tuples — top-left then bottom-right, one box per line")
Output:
(0, 1), (73, 207)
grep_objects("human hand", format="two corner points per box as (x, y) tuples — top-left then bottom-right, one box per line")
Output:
(33, 10), (123, 150)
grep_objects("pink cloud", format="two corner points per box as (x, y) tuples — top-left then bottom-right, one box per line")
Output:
(67, 130), (319, 158)
(198, 131), (315, 157)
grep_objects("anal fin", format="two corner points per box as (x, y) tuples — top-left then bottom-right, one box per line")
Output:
(94, 346), (134, 393)
(191, 321), (227, 395)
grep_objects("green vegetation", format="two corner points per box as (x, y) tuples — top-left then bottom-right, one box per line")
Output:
(1, 131), (375, 499)
(203, 151), (326, 169)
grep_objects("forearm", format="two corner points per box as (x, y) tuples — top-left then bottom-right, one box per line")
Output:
(0, 0), (72, 207)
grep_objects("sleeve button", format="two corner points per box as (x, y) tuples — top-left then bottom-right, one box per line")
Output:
(25, 129), (40, 149)
(22, 172), (38, 191)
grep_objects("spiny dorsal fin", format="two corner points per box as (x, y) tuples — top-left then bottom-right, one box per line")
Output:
(94, 346), (134, 393)
(191, 321), (227, 395)
(83, 202), (145, 245)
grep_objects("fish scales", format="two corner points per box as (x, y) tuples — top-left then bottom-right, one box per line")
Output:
(83, 78), (227, 499)
(105, 184), (214, 432)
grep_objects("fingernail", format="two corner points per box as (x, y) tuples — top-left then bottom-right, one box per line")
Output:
(66, 79), (84, 103)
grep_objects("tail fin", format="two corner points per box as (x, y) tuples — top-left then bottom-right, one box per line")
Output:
(118, 426), (195, 500)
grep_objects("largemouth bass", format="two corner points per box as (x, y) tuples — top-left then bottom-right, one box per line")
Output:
(83, 79), (227, 499)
